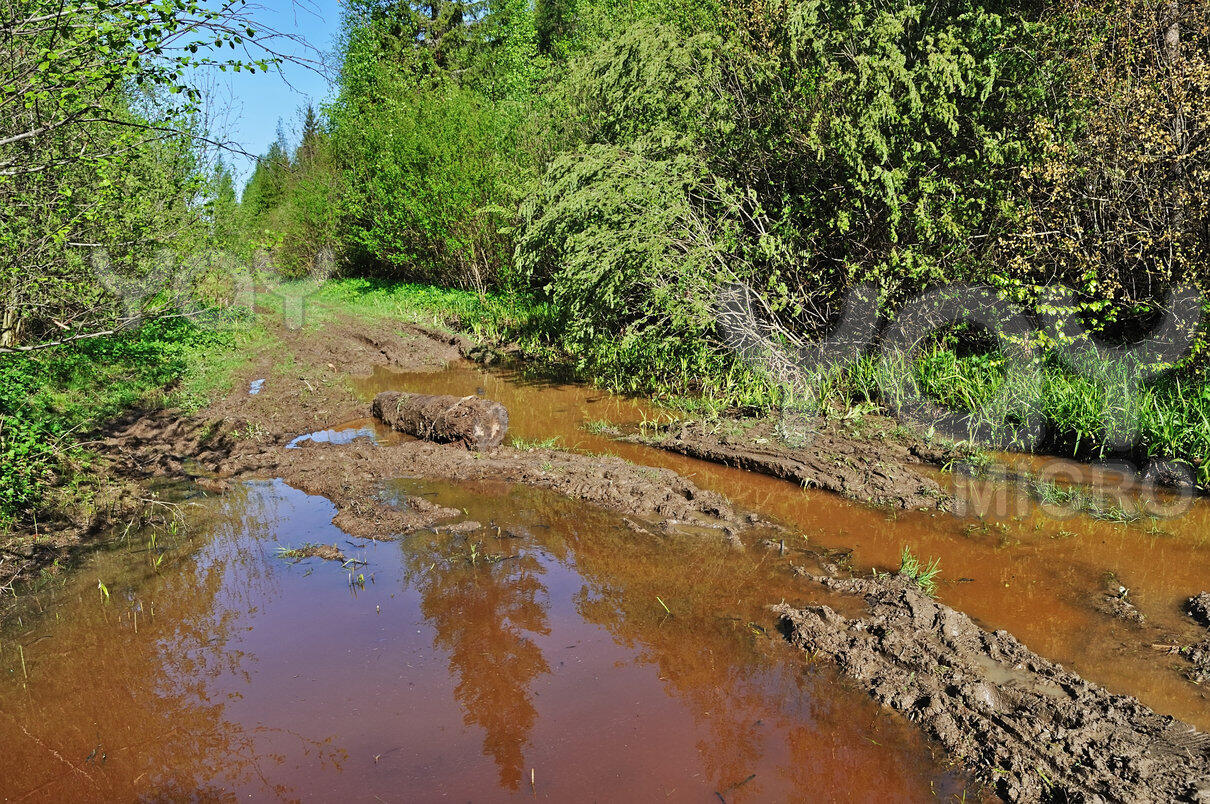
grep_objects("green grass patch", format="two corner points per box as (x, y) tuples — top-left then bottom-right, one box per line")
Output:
(510, 435), (561, 450)
(0, 316), (263, 531)
(909, 344), (1210, 488)
(314, 278), (552, 345)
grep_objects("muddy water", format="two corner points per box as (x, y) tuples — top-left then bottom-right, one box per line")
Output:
(355, 362), (1210, 730)
(5, 357), (1207, 800)
(0, 477), (972, 799)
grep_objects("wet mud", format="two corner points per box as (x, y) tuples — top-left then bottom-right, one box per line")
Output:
(1182, 596), (1210, 686)
(281, 543), (347, 562)
(1095, 582), (1147, 625)
(775, 573), (1210, 802)
(221, 438), (749, 546)
(1185, 639), (1210, 686)
(1191, 593), (1210, 628)
(629, 416), (959, 511)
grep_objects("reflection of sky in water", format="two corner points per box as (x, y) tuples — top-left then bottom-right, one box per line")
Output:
(285, 426), (377, 449)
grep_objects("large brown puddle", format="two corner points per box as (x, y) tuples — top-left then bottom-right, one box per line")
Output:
(0, 478), (969, 799)
(3, 358), (1207, 799)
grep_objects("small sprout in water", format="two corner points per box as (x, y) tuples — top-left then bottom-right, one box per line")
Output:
(899, 546), (941, 596)
(97, 580), (110, 602)
(656, 596), (671, 615)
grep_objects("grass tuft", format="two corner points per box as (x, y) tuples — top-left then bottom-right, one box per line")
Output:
(899, 546), (942, 596)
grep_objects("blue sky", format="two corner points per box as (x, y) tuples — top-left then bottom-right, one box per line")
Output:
(207, 0), (343, 188)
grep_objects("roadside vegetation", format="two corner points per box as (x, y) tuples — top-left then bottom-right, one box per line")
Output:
(3, 0), (1210, 535)
(242, 0), (1210, 483)
(0, 320), (270, 529)
(0, 0), (282, 530)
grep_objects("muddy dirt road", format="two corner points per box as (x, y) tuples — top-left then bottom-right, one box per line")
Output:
(3, 309), (1210, 800)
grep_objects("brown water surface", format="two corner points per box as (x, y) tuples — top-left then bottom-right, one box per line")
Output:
(0, 477), (971, 800)
(356, 362), (1210, 730)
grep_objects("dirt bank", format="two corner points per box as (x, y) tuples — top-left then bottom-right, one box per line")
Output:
(774, 572), (1210, 802)
(629, 417), (959, 511)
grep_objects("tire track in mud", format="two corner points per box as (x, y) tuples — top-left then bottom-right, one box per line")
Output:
(775, 572), (1210, 802)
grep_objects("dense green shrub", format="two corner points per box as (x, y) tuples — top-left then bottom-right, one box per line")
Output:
(330, 81), (524, 290)
(516, 146), (732, 382)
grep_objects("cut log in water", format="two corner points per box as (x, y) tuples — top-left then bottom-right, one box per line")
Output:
(372, 391), (509, 451)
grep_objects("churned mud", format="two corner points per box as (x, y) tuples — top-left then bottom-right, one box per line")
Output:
(279, 543), (347, 562)
(1095, 581), (1147, 625)
(774, 572), (1210, 802)
(1180, 595), (1210, 685)
(1185, 640), (1210, 685)
(1190, 593), (1210, 628)
(629, 416), (959, 511)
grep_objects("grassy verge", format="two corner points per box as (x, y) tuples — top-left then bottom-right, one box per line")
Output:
(0, 315), (271, 532)
(315, 279), (1210, 489)
(313, 278), (549, 343)
(313, 278), (782, 411)
(909, 346), (1210, 488)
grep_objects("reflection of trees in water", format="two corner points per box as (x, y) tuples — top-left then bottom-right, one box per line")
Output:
(0, 480), (341, 800)
(398, 480), (803, 796)
(558, 503), (927, 798)
(402, 527), (552, 790)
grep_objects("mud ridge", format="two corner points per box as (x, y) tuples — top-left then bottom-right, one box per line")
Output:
(629, 418), (956, 511)
(217, 438), (748, 546)
(281, 544), (346, 562)
(774, 573), (1210, 802)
